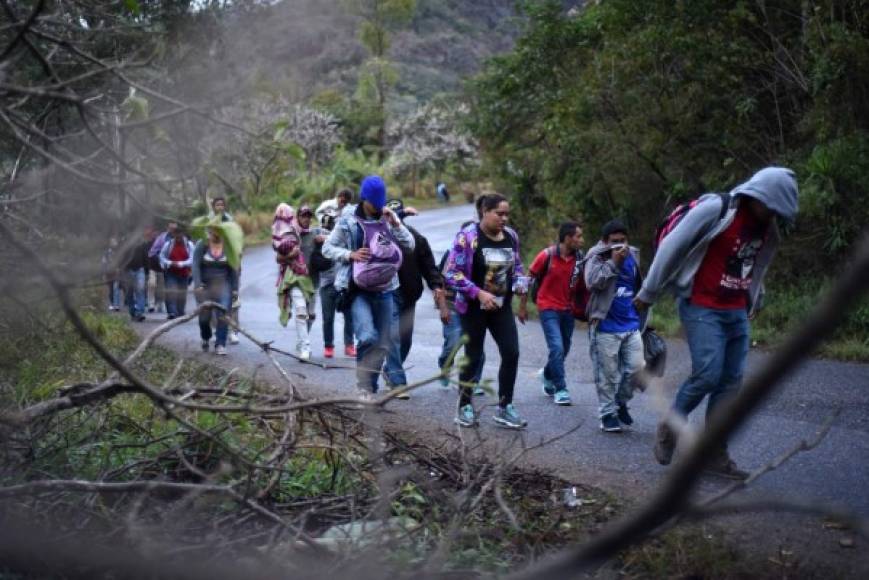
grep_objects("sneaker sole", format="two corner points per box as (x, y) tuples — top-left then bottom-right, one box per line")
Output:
(493, 417), (527, 429)
(454, 418), (477, 428)
(554, 397), (572, 406)
(600, 425), (623, 433)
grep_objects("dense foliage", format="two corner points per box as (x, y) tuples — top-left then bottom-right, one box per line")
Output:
(469, 0), (869, 279)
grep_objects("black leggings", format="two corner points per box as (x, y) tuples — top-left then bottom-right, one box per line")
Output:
(459, 303), (519, 408)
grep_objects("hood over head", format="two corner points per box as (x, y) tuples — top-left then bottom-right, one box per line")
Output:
(730, 167), (799, 224)
(272, 203), (296, 239)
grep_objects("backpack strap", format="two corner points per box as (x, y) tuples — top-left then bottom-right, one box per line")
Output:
(537, 245), (556, 280)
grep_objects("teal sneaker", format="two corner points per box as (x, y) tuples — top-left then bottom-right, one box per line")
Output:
(554, 389), (572, 406)
(473, 386), (486, 396)
(455, 404), (477, 428)
(538, 368), (555, 396)
(493, 404), (527, 429)
(439, 376), (450, 388)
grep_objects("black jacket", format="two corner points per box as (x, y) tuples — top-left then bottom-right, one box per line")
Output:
(123, 239), (152, 271)
(397, 224), (442, 305)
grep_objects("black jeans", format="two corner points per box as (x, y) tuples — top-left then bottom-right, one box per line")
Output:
(320, 284), (353, 348)
(459, 302), (519, 408)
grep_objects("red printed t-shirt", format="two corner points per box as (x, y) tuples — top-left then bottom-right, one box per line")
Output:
(691, 205), (768, 310)
(529, 247), (576, 312)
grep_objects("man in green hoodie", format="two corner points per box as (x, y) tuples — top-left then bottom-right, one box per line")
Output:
(634, 167), (799, 479)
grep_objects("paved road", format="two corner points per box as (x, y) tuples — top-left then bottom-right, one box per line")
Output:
(148, 203), (869, 519)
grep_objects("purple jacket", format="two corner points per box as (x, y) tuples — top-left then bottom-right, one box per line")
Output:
(445, 223), (525, 314)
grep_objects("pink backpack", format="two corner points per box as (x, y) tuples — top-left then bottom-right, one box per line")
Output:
(351, 218), (403, 291)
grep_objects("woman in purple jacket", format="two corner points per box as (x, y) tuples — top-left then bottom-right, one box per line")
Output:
(445, 193), (528, 429)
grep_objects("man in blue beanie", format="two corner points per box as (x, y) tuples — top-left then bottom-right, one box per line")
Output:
(323, 176), (415, 395)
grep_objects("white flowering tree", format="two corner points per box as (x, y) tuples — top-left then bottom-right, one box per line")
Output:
(386, 104), (478, 194)
(277, 106), (343, 175)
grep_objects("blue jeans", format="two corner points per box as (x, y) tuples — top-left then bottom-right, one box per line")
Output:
(540, 309), (575, 392)
(384, 293), (409, 386)
(125, 268), (146, 318)
(198, 281), (232, 347)
(673, 299), (750, 432)
(164, 271), (189, 318)
(438, 301), (484, 382)
(320, 284), (353, 348)
(351, 289), (395, 393)
(108, 281), (121, 309)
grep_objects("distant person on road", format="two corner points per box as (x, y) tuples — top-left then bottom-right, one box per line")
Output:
(322, 176), (415, 395)
(272, 203), (315, 361)
(436, 223), (485, 395)
(295, 204), (325, 335)
(519, 222), (586, 406)
(446, 193), (528, 429)
(436, 182), (450, 204)
(159, 226), (195, 320)
(381, 199), (448, 399)
(102, 236), (122, 312)
(192, 227), (238, 356)
(635, 167), (799, 480)
(122, 228), (153, 322)
(311, 209), (355, 359)
(584, 220), (644, 434)
(315, 188), (353, 223)
(148, 220), (178, 314)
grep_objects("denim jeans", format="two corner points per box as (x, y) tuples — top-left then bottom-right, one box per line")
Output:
(198, 281), (232, 347)
(384, 293), (412, 386)
(438, 301), (484, 383)
(539, 309), (575, 392)
(164, 271), (189, 318)
(673, 299), (750, 430)
(351, 289), (395, 392)
(108, 281), (122, 309)
(589, 325), (644, 418)
(320, 284), (354, 348)
(125, 268), (146, 318)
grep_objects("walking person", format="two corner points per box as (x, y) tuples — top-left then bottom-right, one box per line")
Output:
(518, 222), (585, 406)
(192, 227), (239, 356)
(322, 175), (415, 394)
(101, 236), (123, 311)
(147, 221), (177, 314)
(382, 198), (448, 397)
(584, 220), (645, 433)
(272, 203), (315, 360)
(635, 167), (799, 479)
(436, 238), (485, 394)
(159, 226), (195, 319)
(210, 196), (241, 344)
(312, 209), (355, 359)
(123, 228), (152, 322)
(446, 193), (528, 428)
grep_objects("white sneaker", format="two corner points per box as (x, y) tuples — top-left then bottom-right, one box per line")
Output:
(215, 345), (227, 356)
(229, 332), (240, 345)
(298, 349), (311, 361)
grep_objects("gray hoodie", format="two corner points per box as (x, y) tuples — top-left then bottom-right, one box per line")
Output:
(637, 167), (799, 314)
(584, 242), (642, 323)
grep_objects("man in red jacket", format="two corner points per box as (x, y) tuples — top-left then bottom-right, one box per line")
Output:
(519, 222), (585, 406)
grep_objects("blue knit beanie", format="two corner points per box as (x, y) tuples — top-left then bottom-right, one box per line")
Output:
(359, 175), (387, 211)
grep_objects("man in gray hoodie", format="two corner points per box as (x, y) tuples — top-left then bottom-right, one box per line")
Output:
(584, 220), (645, 433)
(634, 167), (799, 479)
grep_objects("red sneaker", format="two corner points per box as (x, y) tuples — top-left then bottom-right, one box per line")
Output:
(344, 344), (357, 357)
(324, 346), (335, 358)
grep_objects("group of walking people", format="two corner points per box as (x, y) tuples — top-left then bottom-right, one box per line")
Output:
(106, 166), (799, 480)
(274, 167), (799, 478)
